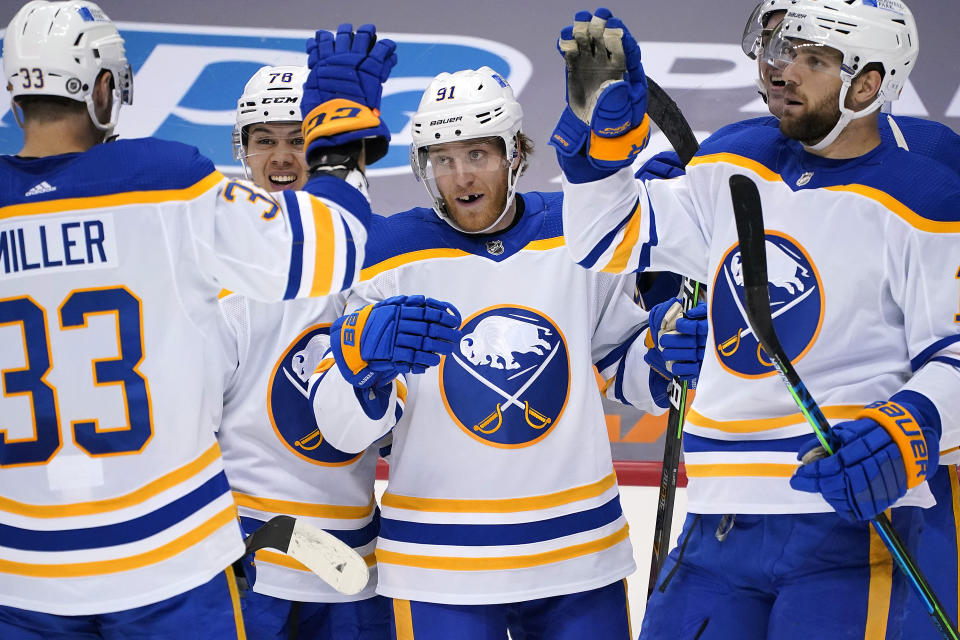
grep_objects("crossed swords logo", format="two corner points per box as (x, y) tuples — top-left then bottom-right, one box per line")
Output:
(278, 356), (326, 452)
(717, 254), (817, 365)
(450, 344), (559, 435)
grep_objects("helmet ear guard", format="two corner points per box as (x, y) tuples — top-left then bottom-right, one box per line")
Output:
(408, 66), (526, 234)
(3, 1), (133, 137)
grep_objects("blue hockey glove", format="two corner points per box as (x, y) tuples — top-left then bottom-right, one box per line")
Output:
(635, 151), (685, 181)
(550, 8), (650, 175)
(643, 297), (708, 387)
(790, 393), (941, 522)
(302, 23), (398, 167)
(331, 295), (462, 389)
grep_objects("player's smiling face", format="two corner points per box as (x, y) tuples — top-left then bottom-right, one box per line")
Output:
(429, 138), (514, 233)
(759, 11), (787, 119)
(244, 122), (307, 192)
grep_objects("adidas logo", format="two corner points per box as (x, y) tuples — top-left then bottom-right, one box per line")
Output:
(25, 181), (57, 197)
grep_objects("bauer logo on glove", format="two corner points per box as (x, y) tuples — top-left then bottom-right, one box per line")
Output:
(331, 295), (463, 389)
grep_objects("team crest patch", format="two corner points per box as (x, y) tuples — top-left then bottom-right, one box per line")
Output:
(440, 306), (570, 448)
(267, 324), (362, 466)
(712, 231), (824, 378)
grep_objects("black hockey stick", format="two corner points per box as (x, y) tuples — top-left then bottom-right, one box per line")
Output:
(644, 78), (705, 599)
(729, 173), (960, 640)
(647, 79), (699, 166)
(241, 515), (369, 596)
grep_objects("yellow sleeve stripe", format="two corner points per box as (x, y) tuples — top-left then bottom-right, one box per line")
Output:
(376, 523), (629, 571)
(217, 289), (234, 299)
(0, 505), (237, 577)
(381, 470), (617, 513)
(232, 492), (376, 520)
(602, 197), (644, 274)
(309, 196), (336, 297)
(686, 405), (863, 434)
(0, 171), (224, 220)
(825, 183), (960, 233)
(395, 379), (408, 404)
(255, 548), (377, 571)
(0, 442), (223, 518)
(685, 463), (798, 478)
(687, 153), (783, 183)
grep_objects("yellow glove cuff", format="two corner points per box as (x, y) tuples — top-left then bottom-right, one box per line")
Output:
(339, 304), (376, 375)
(303, 99), (382, 146)
(588, 114), (650, 163)
(856, 400), (932, 489)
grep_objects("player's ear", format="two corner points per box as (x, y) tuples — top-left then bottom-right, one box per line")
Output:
(846, 67), (883, 112)
(92, 70), (115, 126)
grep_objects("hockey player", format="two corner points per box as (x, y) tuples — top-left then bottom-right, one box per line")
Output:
(0, 4), (390, 637)
(553, 3), (960, 638)
(635, 2), (960, 636)
(216, 64), (392, 639)
(232, 66), (310, 193)
(305, 61), (708, 639)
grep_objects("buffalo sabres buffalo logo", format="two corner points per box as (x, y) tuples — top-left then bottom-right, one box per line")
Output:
(267, 324), (361, 466)
(712, 231), (824, 378)
(440, 306), (570, 448)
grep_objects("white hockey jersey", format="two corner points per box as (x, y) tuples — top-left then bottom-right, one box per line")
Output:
(216, 292), (383, 603)
(562, 125), (960, 515)
(0, 138), (369, 615)
(311, 192), (666, 605)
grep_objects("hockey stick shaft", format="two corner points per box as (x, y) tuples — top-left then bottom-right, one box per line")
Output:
(647, 276), (700, 598)
(644, 79), (704, 598)
(729, 174), (959, 640)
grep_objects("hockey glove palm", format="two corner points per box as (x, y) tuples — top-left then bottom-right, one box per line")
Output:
(790, 394), (941, 522)
(643, 297), (708, 388)
(302, 23), (397, 168)
(331, 295), (462, 389)
(551, 8), (650, 174)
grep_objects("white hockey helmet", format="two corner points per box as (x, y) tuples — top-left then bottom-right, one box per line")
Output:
(741, 0), (797, 60)
(232, 65), (308, 174)
(765, 0), (919, 150)
(409, 66), (526, 234)
(3, 1), (132, 136)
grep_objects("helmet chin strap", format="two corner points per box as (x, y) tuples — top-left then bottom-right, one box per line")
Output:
(804, 82), (881, 152)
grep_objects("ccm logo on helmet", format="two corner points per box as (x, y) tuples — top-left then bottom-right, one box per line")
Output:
(430, 116), (463, 126)
(260, 97), (299, 104)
